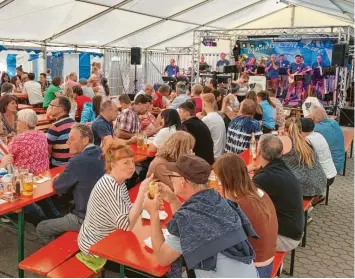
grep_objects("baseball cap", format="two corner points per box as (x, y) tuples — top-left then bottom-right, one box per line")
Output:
(167, 155), (211, 184)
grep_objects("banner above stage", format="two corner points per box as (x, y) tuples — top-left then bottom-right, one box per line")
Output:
(240, 39), (336, 66)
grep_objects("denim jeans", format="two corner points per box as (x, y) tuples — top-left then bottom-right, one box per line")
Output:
(24, 198), (60, 226)
(256, 261), (274, 278)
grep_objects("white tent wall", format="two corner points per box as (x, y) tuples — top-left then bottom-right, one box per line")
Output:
(63, 53), (80, 79)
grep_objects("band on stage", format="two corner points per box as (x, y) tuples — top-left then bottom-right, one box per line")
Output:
(162, 52), (333, 106)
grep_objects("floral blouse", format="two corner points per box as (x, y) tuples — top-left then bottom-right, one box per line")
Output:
(8, 130), (49, 175)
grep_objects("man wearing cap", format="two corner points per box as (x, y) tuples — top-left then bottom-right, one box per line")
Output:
(169, 82), (190, 110)
(143, 155), (258, 278)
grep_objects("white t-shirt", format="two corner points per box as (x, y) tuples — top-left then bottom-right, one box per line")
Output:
(202, 112), (226, 159)
(23, 81), (43, 105)
(307, 132), (337, 179)
(152, 125), (177, 148)
(302, 97), (322, 118)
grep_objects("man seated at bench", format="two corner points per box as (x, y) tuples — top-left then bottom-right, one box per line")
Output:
(144, 155), (258, 278)
(250, 135), (304, 252)
(36, 124), (105, 243)
(310, 106), (344, 174)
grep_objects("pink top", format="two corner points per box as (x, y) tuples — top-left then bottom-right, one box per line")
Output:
(192, 97), (202, 114)
(9, 130), (49, 175)
(63, 80), (80, 90)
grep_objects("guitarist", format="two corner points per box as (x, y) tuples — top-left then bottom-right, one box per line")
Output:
(284, 54), (306, 106)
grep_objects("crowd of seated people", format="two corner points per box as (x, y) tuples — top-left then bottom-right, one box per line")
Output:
(0, 71), (347, 278)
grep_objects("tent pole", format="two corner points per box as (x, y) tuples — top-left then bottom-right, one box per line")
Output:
(291, 5), (295, 27)
(43, 46), (47, 73)
(144, 49), (148, 84)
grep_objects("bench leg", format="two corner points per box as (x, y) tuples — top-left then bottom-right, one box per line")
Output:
(17, 209), (25, 278)
(343, 152), (347, 176)
(325, 185), (330, 205)
(119, 264), (125, 278)
(302, 210), (308, 247)
(290, 249), (295, 276)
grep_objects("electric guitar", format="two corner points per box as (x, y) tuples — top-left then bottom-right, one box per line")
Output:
(288, 66), (312, 84)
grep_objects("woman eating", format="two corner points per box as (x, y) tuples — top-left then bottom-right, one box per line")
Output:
(214, 154), (278, 278)
(147, 131), (195, 190)
(280, 117), (327, 198)
(77, 140), (152, 269)
(0, 95), (18, 140)
(148, 109), (182, 153)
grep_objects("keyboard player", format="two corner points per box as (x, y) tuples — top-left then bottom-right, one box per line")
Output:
(199, 55), (209, 72)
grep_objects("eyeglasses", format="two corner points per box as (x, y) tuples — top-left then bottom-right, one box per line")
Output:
(168, 174), (182, 180)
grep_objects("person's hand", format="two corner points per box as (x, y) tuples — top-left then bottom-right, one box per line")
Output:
(128, 136), (137, 144)
(247, 164), (261, 173)
(143, 191), (160, 216)
(139, 174), (154, 195)
(0, 154), (13, 168)
(156, 182), (176, 203)
(55, 92), (62, 97)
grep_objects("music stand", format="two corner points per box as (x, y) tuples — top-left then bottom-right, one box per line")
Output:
(224, 65), (238, 73)
(278, 67), (288, 75)
(199, 64), (210, 72)
(257, 66), (265, 75)
(162, 76), (177, 90)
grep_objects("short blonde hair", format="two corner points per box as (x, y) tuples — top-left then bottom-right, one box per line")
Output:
(17, 109), (38, 129)
(202, 93), (216, 105)
(192, 84), (203, 96)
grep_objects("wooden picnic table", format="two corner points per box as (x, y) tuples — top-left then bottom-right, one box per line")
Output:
(15, 93), (28, 100)
(0, 165), (65, 278)
(36, 114), (53, 125)
(130, 144), (156, 158)
(18, 104), (33, 110)
(90, 184), (171, 277)
(341, 126), (354, 176)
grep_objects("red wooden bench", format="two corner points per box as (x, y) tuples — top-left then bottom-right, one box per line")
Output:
(19, 232), (79, 276)
(32, 107), (47, 114)
(271, 252), (286, 277)
(47, 255), (101, 278)
(342, 127), (354, 176)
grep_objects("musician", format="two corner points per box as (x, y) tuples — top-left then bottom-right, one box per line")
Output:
(301, 56), (313, 98)
(164, 59), (180, 77)
(199, 55), (209, 72)
(277, 54), (290, 97)
(244, 57), (257, 75)
(216, 52), (230, 72)
(311, 55), (326, 99)
(284, 54), (307, 105)
(266, 54), (279, 92)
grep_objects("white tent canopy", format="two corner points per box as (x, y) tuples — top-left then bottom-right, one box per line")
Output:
(0, 0), (353, 50)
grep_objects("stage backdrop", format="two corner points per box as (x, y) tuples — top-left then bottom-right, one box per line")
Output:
(240, 39), (335, 66)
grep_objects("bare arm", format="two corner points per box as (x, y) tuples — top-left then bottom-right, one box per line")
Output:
(118, 130), (135, 139)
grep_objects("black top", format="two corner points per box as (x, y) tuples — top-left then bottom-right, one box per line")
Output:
(182, 117), (215, 165)
(253, 159), (304, 241)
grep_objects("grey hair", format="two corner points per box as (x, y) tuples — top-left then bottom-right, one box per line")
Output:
(1, 82), (13, 94)
(310, 106), (328, 123)
(100, 100), (114, 113)
(71, 124), (94, 144)
(17, 109), (38, 129)
(143, 84), (153, 91)
(259, 134), (283, 161)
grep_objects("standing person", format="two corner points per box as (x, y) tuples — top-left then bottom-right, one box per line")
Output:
(23, 73), (43, 106)
(178, 101), (214, 165)
(225, 99), (262, 154)
(39, 73), (51, 93)
(244, 57), (257, 75)
(91, 100), (118, 146)
(301, 118), (337, 203)
(191, 84), (203, 114)
(267, 88), (285, 130)
(169, 82), (190, 110)
(73, 85), (92, 118)
(79, 79), (95, 99)
(134, 84), (154, 100)
(101, 77), (110, 98)
(47, 97), (76, 167)
(216, 52), (230, 72)
(257, 91), (276, 133)
(277, 54), (290, 98)
(265, 54), (279, 92)
(46, 69), (52, 83)
(16, 65), (24, 81)
(310, 106), (344, 174)
(214, 154), (278, 278)
(199, 55), (209, 72)
(164, 59), (180, 77)
(116, 94), (150, 140)
(312, 55), (327, 99)
(0, 95), (18, 139)
(201, 93), (226, 160)
(143, 155), (258, 278)
(235, 73), (249, 103)
(147, 131), (195, 189)
(80, 95), (102, 124)
(77, 141), (153, 270)
(285, 55), (307, 105)
(37, 124), (105, 244)
(43, 76), (62, 109)
(148, 109), (181, 153)
(280, 117), (327, 198)
(251, 134), (304, 253)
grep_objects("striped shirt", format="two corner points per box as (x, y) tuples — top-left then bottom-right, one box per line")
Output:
(47, 115), (76, 166)
(78, 174), (132, 255)
(225, 115), (262, 154)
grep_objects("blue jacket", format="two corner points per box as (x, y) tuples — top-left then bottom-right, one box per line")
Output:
(54, 145), (105, 219)
(314, 119), (345, 173)
(80, 103), (97, 124)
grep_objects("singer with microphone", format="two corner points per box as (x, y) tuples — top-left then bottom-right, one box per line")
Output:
(265, 54), (279, 92)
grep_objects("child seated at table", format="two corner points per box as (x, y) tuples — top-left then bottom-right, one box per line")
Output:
(76, 140), (152, 272)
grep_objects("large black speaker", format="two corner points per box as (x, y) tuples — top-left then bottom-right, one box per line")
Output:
(331, 43), (348, 67)
(131, 47), (141, 65)
(339, 107), (354, 127)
